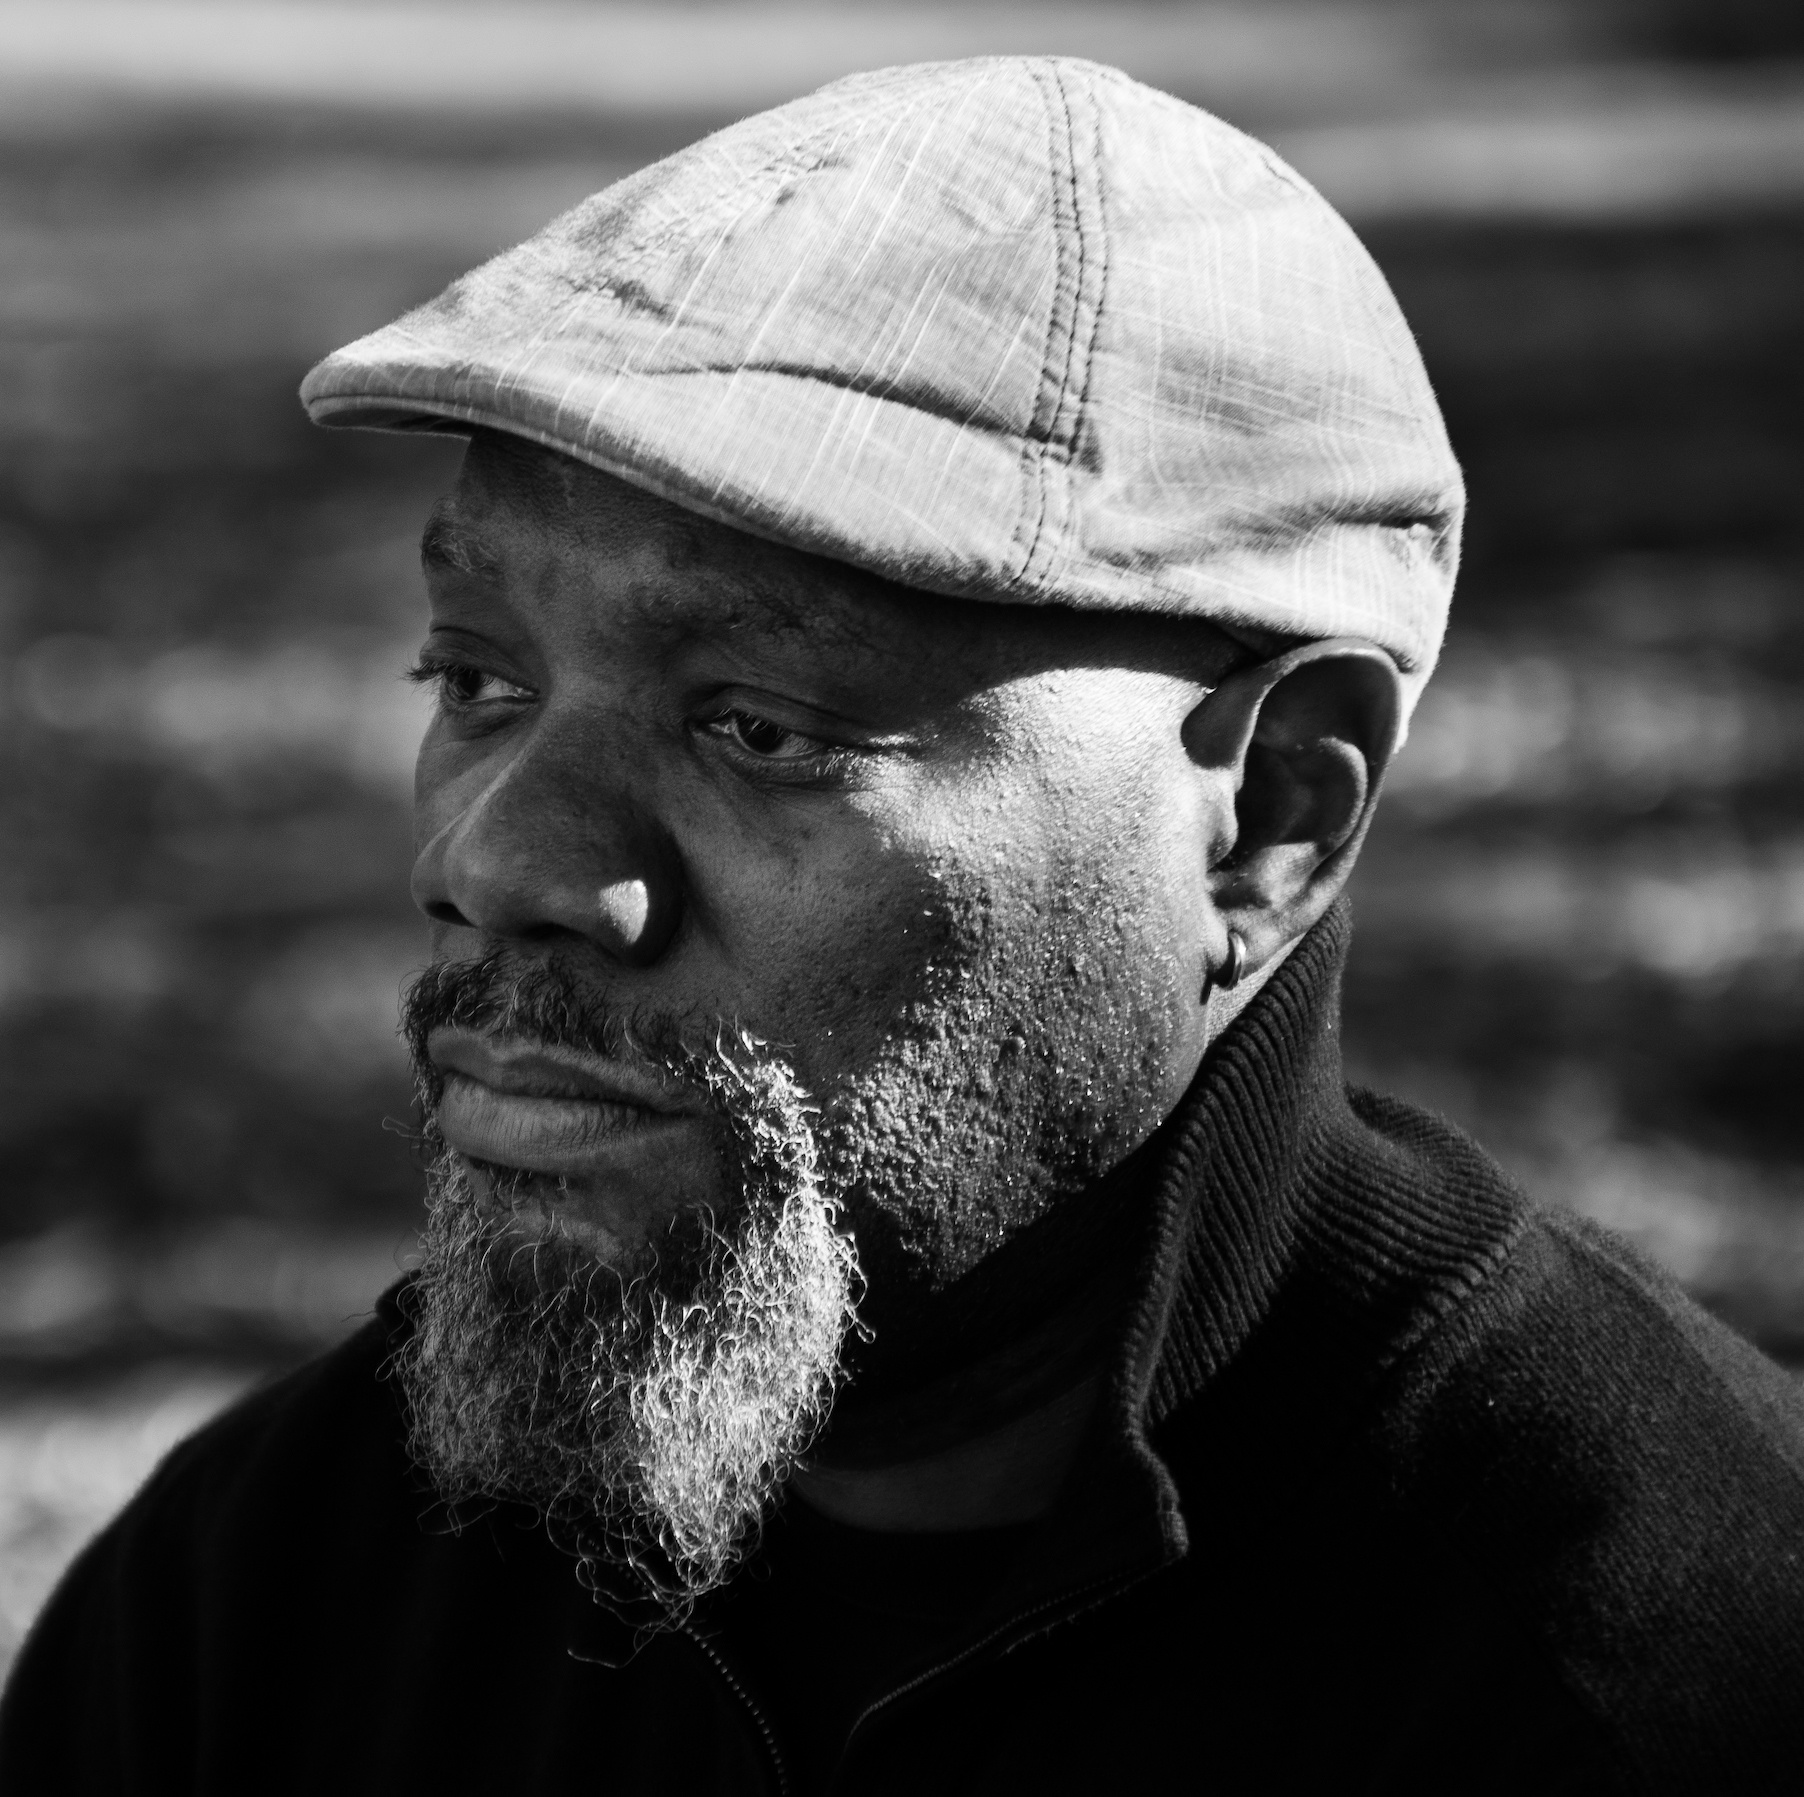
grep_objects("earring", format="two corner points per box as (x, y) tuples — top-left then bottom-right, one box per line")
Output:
(1203, 930), (1248, 1003)
(1220, 930), (1248, 992)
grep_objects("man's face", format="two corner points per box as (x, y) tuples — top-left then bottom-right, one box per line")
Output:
(396, 431), (1241, 1612)
(410, 432), (1231, 1340)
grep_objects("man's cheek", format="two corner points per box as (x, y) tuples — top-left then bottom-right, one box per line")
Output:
(412, 723), (499, 824)
(716, 858), (987, 1075)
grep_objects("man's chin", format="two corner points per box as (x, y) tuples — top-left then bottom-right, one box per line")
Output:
(457, 1157), (738, 1303)
(459, 1157), (648, 1278)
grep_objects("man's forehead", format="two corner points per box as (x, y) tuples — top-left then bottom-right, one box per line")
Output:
(420, 460), (898, 654)
(420, 433), (1241, 686)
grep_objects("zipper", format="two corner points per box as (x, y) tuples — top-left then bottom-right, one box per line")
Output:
(683, 1622), (793, 1797)
(838, 1565), (1146, 1762)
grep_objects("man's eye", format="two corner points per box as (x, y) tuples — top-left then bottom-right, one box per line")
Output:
(708, 708), (824, 761)
(409, 659), (531, 709)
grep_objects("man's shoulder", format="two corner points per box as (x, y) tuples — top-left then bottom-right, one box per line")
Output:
(1361, 1145), (1804, 1770)
(131, 1281), (412, 1539)
(1389, 1191), (1804, 1521)
(25, 1280), (421, 1647)
(1125, 1074), (1796, 1786)
(0, 1285), (425, 1791)
(1326, 1085), (1804, 1509)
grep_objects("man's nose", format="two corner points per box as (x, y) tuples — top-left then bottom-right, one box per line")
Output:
(409, 739), (681, 966)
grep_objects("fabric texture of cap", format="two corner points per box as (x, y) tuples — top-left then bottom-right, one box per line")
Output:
(301, 57), (1464, 716)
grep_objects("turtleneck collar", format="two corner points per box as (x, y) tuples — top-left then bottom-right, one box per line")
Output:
(1007, 895), (1525, 1612)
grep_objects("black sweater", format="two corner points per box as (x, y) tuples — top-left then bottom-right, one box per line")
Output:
(5, 907), (1803, 1794)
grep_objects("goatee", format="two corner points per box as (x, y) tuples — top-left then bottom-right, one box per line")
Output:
(393, 954), (862, 1630)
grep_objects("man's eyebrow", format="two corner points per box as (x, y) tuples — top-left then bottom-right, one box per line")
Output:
(420, 509), (504, 581)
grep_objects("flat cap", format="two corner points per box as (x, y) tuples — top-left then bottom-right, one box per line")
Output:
(302, 57), (1463, 715)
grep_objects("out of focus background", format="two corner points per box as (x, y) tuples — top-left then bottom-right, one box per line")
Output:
(2, 0), (1801, 1672)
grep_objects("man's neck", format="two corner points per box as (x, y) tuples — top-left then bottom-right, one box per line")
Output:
(789, 1212), (1129, 1531)
(790, 1375), (1101, 1530)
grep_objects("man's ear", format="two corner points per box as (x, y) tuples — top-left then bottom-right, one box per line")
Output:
(1183, 638), (1403, 974)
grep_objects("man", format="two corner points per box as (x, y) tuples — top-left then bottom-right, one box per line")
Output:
(4, 56), (1802, 1795)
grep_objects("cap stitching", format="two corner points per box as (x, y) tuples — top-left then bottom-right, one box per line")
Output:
(1041, 64), (1093, 463)
(1006, 63), (1077, 589)
(1013, 59), (1101, 591)
(1040, 72), (1112, 592)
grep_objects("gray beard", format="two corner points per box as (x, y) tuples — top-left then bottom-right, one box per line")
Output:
(392, 1035), (862, 1630)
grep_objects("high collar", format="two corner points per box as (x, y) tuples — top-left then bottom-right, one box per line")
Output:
(1008, 896), (1526, 1607)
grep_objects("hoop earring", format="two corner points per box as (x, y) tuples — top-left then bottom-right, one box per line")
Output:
(1203, 930), (1248, 1004)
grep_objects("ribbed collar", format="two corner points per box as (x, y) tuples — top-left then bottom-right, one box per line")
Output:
(1007, 896), (1526, 1610)
(1130, 898), (1355, 1433)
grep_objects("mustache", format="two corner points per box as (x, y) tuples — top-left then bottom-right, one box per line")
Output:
(402, 948), (710, 1100)
(402, 950), (829, 1243)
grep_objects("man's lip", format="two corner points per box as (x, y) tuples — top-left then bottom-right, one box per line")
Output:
(425, 1027), (697, 1113)
(435, 1074), (703, 1178)
(427, 1027), (710, 1180)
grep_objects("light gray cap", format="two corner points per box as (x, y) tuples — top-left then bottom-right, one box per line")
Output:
(301, 57), (1463, 719)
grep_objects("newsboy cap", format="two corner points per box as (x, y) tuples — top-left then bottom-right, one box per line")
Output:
(302, 57), (1463, 716)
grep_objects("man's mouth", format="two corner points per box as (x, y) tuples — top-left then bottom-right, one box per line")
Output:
(427, 1028), (707, 1180)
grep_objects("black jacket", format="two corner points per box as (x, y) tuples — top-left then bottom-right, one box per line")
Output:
(5, 907), (1804, 1794)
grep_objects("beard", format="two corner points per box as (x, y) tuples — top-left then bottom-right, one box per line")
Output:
(392, 953), (862, 1630)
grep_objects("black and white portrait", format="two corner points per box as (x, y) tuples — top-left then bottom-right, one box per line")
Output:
(2, 4), (1802, 1791)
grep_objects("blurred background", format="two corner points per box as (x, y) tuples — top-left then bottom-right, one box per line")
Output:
(2, 0), (1801, 1672)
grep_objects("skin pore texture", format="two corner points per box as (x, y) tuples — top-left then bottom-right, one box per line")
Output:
(403, 429), (1402, 1556)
